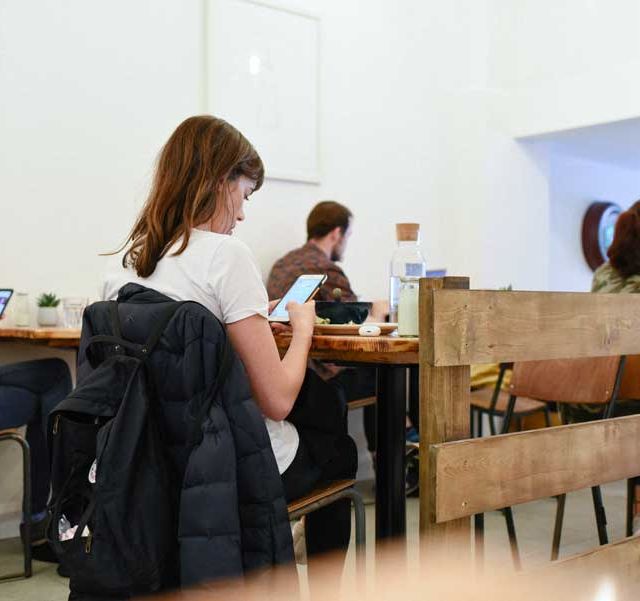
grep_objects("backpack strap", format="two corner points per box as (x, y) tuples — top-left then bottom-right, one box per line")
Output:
(87, 301), (186, 360)
(141, 301), (188, 356)
(188, 335), (234, 445)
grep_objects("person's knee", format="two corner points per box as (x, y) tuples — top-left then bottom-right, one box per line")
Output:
(44, 358), (72, 384)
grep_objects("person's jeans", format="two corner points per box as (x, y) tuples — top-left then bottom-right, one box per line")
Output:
(0, 359), (72, 517)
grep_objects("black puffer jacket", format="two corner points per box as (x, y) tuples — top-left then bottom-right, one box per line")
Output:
(77, 284), (294, 588)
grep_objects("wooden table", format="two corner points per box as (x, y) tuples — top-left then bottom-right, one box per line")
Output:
(277, 333), (418, 541)
(0, 326), (81, 349)
(0, 327), (418, 540)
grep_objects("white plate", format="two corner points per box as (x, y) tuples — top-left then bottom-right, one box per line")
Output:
(313, 322), (398, 336)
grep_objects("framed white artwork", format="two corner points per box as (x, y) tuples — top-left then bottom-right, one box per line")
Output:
(208, 0), (320, 183)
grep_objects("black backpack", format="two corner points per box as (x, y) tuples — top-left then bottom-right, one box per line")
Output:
(47, 300), (231, 598)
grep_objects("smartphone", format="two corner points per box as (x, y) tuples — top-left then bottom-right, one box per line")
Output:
(0, 289), (13, 318)
(269, 274), (327, 322)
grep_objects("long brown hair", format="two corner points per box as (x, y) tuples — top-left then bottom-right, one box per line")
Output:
(608, 200), (640, 279)
(119, 115), (264, 277)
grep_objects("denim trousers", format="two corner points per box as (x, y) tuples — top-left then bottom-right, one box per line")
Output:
(0, 358), (72, 516)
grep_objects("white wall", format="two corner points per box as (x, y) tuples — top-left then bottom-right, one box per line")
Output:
(0, 0), (204, 320)
(234, 0), (550, 295)
(489, 0), (640, 137)
(548, 154), (640, 292)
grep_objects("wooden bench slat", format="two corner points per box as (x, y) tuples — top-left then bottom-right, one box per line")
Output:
(531, 535), (640, 598)
(430, 414), (640, 522)
(425, 289), (640, 367)
(287, 479), (355, 514)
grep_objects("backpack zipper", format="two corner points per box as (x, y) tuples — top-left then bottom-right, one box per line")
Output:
(53, 415), (60, 435)
(85, 532), (93, 553)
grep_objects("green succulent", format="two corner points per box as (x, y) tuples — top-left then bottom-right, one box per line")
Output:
(37, 292), (60, 308)
(499, 284), (513, 291)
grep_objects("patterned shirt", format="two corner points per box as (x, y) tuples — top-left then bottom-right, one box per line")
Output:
(591, 262), (640, 294)
(266, 242), (357, 302)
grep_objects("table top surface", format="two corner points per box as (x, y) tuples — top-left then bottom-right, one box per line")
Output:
(0, 326), (82, 347)
(275, 333), (418, 365)
(0, 327), (419, 363)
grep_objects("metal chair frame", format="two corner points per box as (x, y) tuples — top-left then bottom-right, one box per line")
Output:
(0, 430), (32, 580)
(288, 482), (366, 577)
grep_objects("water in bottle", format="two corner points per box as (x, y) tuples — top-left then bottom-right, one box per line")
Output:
(389, 223), (427, 323)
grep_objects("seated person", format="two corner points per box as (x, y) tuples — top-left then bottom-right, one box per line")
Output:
(267, 201), (386, 452)
(102, 115), (356, 569)
(583, 200), (640, 531)
(0, 356), (72, 565)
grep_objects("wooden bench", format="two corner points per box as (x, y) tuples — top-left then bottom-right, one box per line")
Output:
(418, 278), (640, 580)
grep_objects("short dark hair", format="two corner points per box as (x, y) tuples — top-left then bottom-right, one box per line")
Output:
(306, 201), (352, 240)
(608, 200), (640, 279)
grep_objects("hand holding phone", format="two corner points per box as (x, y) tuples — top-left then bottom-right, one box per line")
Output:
(285, 299), (316, 336)
(268, 274), (326, 322)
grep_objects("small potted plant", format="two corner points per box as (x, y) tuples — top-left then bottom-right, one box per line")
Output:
(37, 292), (60, 326)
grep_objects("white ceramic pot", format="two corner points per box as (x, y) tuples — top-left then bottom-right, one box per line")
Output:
(37, 306), (59, 327)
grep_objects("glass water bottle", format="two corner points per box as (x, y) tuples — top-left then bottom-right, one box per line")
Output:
(389, 223), (427, 324)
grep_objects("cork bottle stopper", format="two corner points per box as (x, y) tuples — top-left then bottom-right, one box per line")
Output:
(396, 223), (420, 242)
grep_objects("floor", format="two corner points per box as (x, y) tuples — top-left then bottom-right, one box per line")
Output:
(0, 479), (630, 600)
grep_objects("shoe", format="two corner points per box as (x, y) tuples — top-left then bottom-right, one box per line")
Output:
(292, 517), (307, 565)
(405, 427), (419, 444)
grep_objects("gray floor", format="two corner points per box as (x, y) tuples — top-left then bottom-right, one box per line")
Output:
(0, 479), (629, 600)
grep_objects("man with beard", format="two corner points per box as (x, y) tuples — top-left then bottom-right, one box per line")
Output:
(267, 201), (358, 304)
(267, 201), (383, 460)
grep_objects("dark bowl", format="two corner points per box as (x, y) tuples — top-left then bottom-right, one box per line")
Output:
(314, 301), (372, 324)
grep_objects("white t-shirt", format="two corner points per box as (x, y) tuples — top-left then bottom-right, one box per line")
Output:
(102, 228), (299, 473)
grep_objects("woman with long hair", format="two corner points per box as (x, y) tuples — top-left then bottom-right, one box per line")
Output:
(103, 115), (356, 569)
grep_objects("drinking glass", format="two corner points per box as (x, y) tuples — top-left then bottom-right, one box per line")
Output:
(15, 292), (30, 327)
(63, 297), (88, 329)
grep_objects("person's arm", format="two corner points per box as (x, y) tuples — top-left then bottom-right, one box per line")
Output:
(226, 300), (315, 421)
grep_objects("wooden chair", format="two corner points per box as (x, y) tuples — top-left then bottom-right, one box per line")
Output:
(470, 363), (551, 437)
(0, 428), (32, 580)
(470, 362), (550, 570)
(501, 356), (626, 561)
(287, 479), (366, 574)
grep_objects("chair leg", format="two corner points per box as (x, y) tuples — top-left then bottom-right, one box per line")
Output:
(502, 507), (521, 570)
(20, 436), (32, 579)
(477, 410), (484, 438)
(344, 489), (366, 580)
(551, 494), (566, 561)
(626, 477), (636, 537)
(500, 395), (517, 435)
(543, 407), (552, 428)
(591, 486), (609, 545)
(0, 434), (32, 580)
(488, 410), (497, 436)
(474, 513), (484, 571)
(470, 408), (476, 439)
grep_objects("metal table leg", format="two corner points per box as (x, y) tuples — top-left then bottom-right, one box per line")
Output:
(375, 365), (407, 539)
